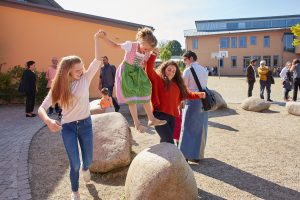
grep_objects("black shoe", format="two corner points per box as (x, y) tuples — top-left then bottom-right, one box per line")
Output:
(115, 106), (120, 112)
(267, 99), (273, 102)
(260, 95), (264, 99)
(26, 113), (36, 117)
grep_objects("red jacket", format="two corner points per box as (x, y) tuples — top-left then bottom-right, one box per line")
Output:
(145, 55), (200, 117)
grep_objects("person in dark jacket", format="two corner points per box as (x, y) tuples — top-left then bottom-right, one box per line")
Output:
(246, 59), (257, 97)
(21, 60), (37, 117)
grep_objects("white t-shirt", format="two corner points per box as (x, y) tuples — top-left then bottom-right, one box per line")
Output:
(183, 62), (208, 92)
(41, 59), (102, 124)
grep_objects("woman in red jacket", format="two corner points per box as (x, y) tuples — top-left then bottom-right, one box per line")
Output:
(145, 50), (206, 144)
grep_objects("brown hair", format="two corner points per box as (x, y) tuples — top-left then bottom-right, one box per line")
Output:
(136, 27), (157, 48)
(292, 59), (300, 65)
(156, 60), (188, 99)
(51, 56), (82, 109)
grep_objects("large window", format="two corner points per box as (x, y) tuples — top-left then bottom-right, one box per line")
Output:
(239, 36), (247, 48)
(220, 58), (224, 68)
(273, 56), (279, 67)
(250, 36), (257, 45)
(263, 56), (271, 66)
(220, 37), (230, 48)
(231, 56), (237, 68)
(264, 36), (270, 48)
(192, 38), (198, 49)
(283, 33), (295, 52)
(231, 37), (237, 48)
(243, 56), (251, 72)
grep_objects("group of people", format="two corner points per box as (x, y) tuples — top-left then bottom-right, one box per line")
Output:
(32, 28), (209, 200)
(246, 58), (300, 101)
(280, 59), (300, 101)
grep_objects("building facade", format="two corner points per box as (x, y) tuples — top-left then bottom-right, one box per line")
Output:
(0, 0), (152, 97)
(184, 15), (300, 76)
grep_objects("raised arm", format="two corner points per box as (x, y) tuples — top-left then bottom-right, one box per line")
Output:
(85, 30), (103, 83)
(99, 30), (121, 49)
(145, 51), (160, 83)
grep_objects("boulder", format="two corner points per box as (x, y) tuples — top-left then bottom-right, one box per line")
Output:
(125, 143), (198, 200)
(89, 112), (132, 173)
(90, 99), (105, 115)
(211, 90), (227, 110)
(286, 102), (300, 116)
(241, 97), (271, 112)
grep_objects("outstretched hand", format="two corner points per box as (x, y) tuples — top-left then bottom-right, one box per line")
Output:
(94, 30), (106, 39)
(151, 48), (159, 56)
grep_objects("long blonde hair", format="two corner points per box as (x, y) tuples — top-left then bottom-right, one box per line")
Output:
(51, 55), (82, 109)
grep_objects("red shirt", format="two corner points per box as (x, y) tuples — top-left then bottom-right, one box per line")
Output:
(146, 55), (200, 117)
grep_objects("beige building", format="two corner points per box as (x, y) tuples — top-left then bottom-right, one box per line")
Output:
(184, 15), (300, 76)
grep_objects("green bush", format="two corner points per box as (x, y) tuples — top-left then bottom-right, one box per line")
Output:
(0, 65), (48, 104)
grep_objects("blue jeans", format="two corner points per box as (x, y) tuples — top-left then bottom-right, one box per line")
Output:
(61, 116), (93, 192)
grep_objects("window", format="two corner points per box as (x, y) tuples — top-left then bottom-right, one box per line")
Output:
(264, 36), (270, 48)
(239, 36), (247, 48)
(250, 36), (257, 45)
(192, 38), (198, 49)
(273, 56), (279, 67)
(220, 37), (230, 48)
(227, 22), (238, 30)
(243, 56), (251, 72)
(231, 37), (237, 48)
(231, 56), (237, 68)
(263, 56), (271, 66)
(220, 58), (224, 68)
(283, 33), (295, 52)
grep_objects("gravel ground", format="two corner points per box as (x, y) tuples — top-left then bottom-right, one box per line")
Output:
(29, 77), (300, 200)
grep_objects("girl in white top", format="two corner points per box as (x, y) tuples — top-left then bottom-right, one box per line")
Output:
(38, 30), (104, 200)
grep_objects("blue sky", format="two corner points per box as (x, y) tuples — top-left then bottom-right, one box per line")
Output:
(55, 0), (300, 48)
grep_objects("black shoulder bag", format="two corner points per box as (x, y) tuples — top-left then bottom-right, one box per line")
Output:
(190, 67), (216, 111)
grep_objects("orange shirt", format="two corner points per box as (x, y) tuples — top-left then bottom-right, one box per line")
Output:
(145, 55), (200, 117)
(99, 96), (113, 109)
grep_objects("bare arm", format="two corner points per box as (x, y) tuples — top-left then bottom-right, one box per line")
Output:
(99, 30), (121, 49)
(38, 106), (61, 133)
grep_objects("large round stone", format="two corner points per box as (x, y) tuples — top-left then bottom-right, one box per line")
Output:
(89, 112), (132, 173)
(286, 102), (300, 116)
(211, 90), (227, 110)
(241, 97), (271, 112)
(125, 143), (198, 200)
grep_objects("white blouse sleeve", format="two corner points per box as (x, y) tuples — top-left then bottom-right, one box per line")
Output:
(121, 41), (132, 52)
(40, 91), (52, 110)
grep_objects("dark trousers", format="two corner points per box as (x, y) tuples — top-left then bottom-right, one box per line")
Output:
(153, 111), (176, 144)
(293, 78), (300, 101)
(260, 80), (271, 99)
(248, 81), (254, 97)
(284, 89), (291, 100)
(107, 86), (120, 111)
(25, 92), (35, 113)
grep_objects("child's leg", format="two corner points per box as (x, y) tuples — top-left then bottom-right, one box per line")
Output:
(128, 104), (146, 133)
(143, 102), (167, 126)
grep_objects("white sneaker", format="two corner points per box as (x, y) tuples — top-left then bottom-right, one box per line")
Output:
(71, 192), (80, 200)
(82, 169), (91, 183)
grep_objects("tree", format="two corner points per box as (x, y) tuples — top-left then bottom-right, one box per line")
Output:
(166, 40), (182, 56)
(160, 48), (172, 61)
(291, 24), (300, 46)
